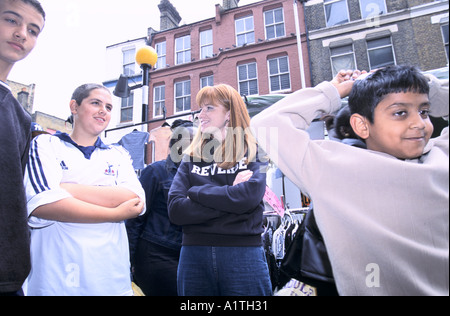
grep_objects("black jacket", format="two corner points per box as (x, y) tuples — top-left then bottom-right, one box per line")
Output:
(168, 154), (267, 247)
(0, 83), (31, 293)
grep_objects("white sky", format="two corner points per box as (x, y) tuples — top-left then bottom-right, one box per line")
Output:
(9, 0), (259, 119)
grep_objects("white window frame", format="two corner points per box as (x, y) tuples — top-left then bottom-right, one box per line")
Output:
(175, 35), (191, 65)
(122, 48), (136, 76)
(200, 75), (214, 89)
(120, 92), (134, 123)
(153, 85), (165, 118)
(235, 16), (255, 47)
(264, 7), (286, 40)
(330, 44), (357, 77)
(359, 0), (387, 20)
(441, 22), (449, 62)
(200, 29), (214, 59)
(238, 62), (259, 96)
(174, 80), (191, 114)
(268, 56), (291, 93)
(155, 42), (166, 69)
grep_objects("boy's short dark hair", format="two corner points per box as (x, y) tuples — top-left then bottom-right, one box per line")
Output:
(15, 0), (46, 20)
(348, 65), (430, 123)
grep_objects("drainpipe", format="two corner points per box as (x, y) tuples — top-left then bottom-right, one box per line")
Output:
(293, 0), (306, 88)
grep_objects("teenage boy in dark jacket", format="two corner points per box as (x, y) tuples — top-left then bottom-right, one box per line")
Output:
(0, 0), (45, 296)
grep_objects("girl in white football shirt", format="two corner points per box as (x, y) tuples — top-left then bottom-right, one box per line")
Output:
(24, 84), (145, 296)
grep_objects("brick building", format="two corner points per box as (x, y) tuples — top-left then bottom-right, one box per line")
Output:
(104, 0), (311, 164)
(304, 0), (449, 85)
(147, 0), (310, 137)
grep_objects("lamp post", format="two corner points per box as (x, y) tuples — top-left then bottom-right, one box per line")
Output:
(107, 46), (199, 137)
(136, 46), (158, 123)
(113, 46), (158, 128)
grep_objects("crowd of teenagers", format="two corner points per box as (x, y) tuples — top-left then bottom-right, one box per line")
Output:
(1, 0), (448, 297)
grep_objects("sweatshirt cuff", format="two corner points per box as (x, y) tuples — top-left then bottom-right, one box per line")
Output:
(187, 186), (201, 202)
(317, 81), (343, 114)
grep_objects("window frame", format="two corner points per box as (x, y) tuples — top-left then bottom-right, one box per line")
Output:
(153, 85), (166, 118)
(155, 41), (166, 69)
(237, 62), (259, 96)
(175, 35), (191, 65)
(200, 29), (214, 59)
(264, 7), (286, 40)
(174, 80), (191, 114)
(120, 92), (134, 123)
(268, 56), (291, 93)
(324, 0), (350, 27)
(122, 48), (136, 76)
(235, 16), (255, 47)
(366, 36), (396, 70)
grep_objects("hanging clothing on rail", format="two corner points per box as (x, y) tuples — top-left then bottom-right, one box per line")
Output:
(262, 210), (306, 291)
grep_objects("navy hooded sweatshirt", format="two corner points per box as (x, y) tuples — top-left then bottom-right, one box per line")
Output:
(168, 154), (267, 247)
(0, 82), (31, 293)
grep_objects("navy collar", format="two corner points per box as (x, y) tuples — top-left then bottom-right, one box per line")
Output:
(0, 80), (10, 91)
(54, 131), (109, 159)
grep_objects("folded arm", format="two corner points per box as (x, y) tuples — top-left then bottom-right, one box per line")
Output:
(168, 161), (225, 226)
(187, 162), (267, 214)
(31, 196), (144, 224)
(60, 183), (140, 208)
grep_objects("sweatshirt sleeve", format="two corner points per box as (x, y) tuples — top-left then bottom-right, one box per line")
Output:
(187, 160), (267, 214)
(168, 161), (225, 226)
(250, 81), (342, 191)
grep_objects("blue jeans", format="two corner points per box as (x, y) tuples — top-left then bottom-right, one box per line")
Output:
(178, 246), (273, 296)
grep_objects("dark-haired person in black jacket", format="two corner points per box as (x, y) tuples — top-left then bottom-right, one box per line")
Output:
(0, 0), (45, 296)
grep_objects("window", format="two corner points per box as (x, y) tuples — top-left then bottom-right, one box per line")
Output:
(123, 48), (135, 76)
(265, 8), (285, 40)
(175, 80), (191, 113)
(238, 63), (258, 96)
(120, 92), (134, 123)
(360, 0), (386, 20)
(236, 16), (255, 47)
(367, 37), (395, 69)
(441, 23), (449, 61)
(175, 35), (191, 65)
(200, 30), (213, 59)
(324, 0), (349, 27)
(330, 44), (356, 77)
(268, 56), (291, 92)
(155, 42), (166, 69)
(153, 85), (165, 117)
(200, 75), (214, 89)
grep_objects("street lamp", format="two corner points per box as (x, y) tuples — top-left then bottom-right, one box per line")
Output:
(113, 46), (159, 123)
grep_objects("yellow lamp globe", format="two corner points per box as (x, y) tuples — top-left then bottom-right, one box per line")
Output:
(136, 46), (158, 68)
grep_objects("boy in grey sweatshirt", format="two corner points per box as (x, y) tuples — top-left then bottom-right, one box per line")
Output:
(251, 65), (448, 296)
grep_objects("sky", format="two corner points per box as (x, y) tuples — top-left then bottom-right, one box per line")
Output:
(9, 0), (260, 120)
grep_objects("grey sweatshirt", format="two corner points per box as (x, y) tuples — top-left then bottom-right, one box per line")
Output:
(251, 76), (449, 296)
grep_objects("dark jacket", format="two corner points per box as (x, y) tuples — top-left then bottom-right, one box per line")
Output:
(126, 156), (182, 262)
(0, 83), (31, 293)
(168, 154), (267, 247)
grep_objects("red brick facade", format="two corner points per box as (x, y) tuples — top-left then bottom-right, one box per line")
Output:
(146, 0), (310, 135)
